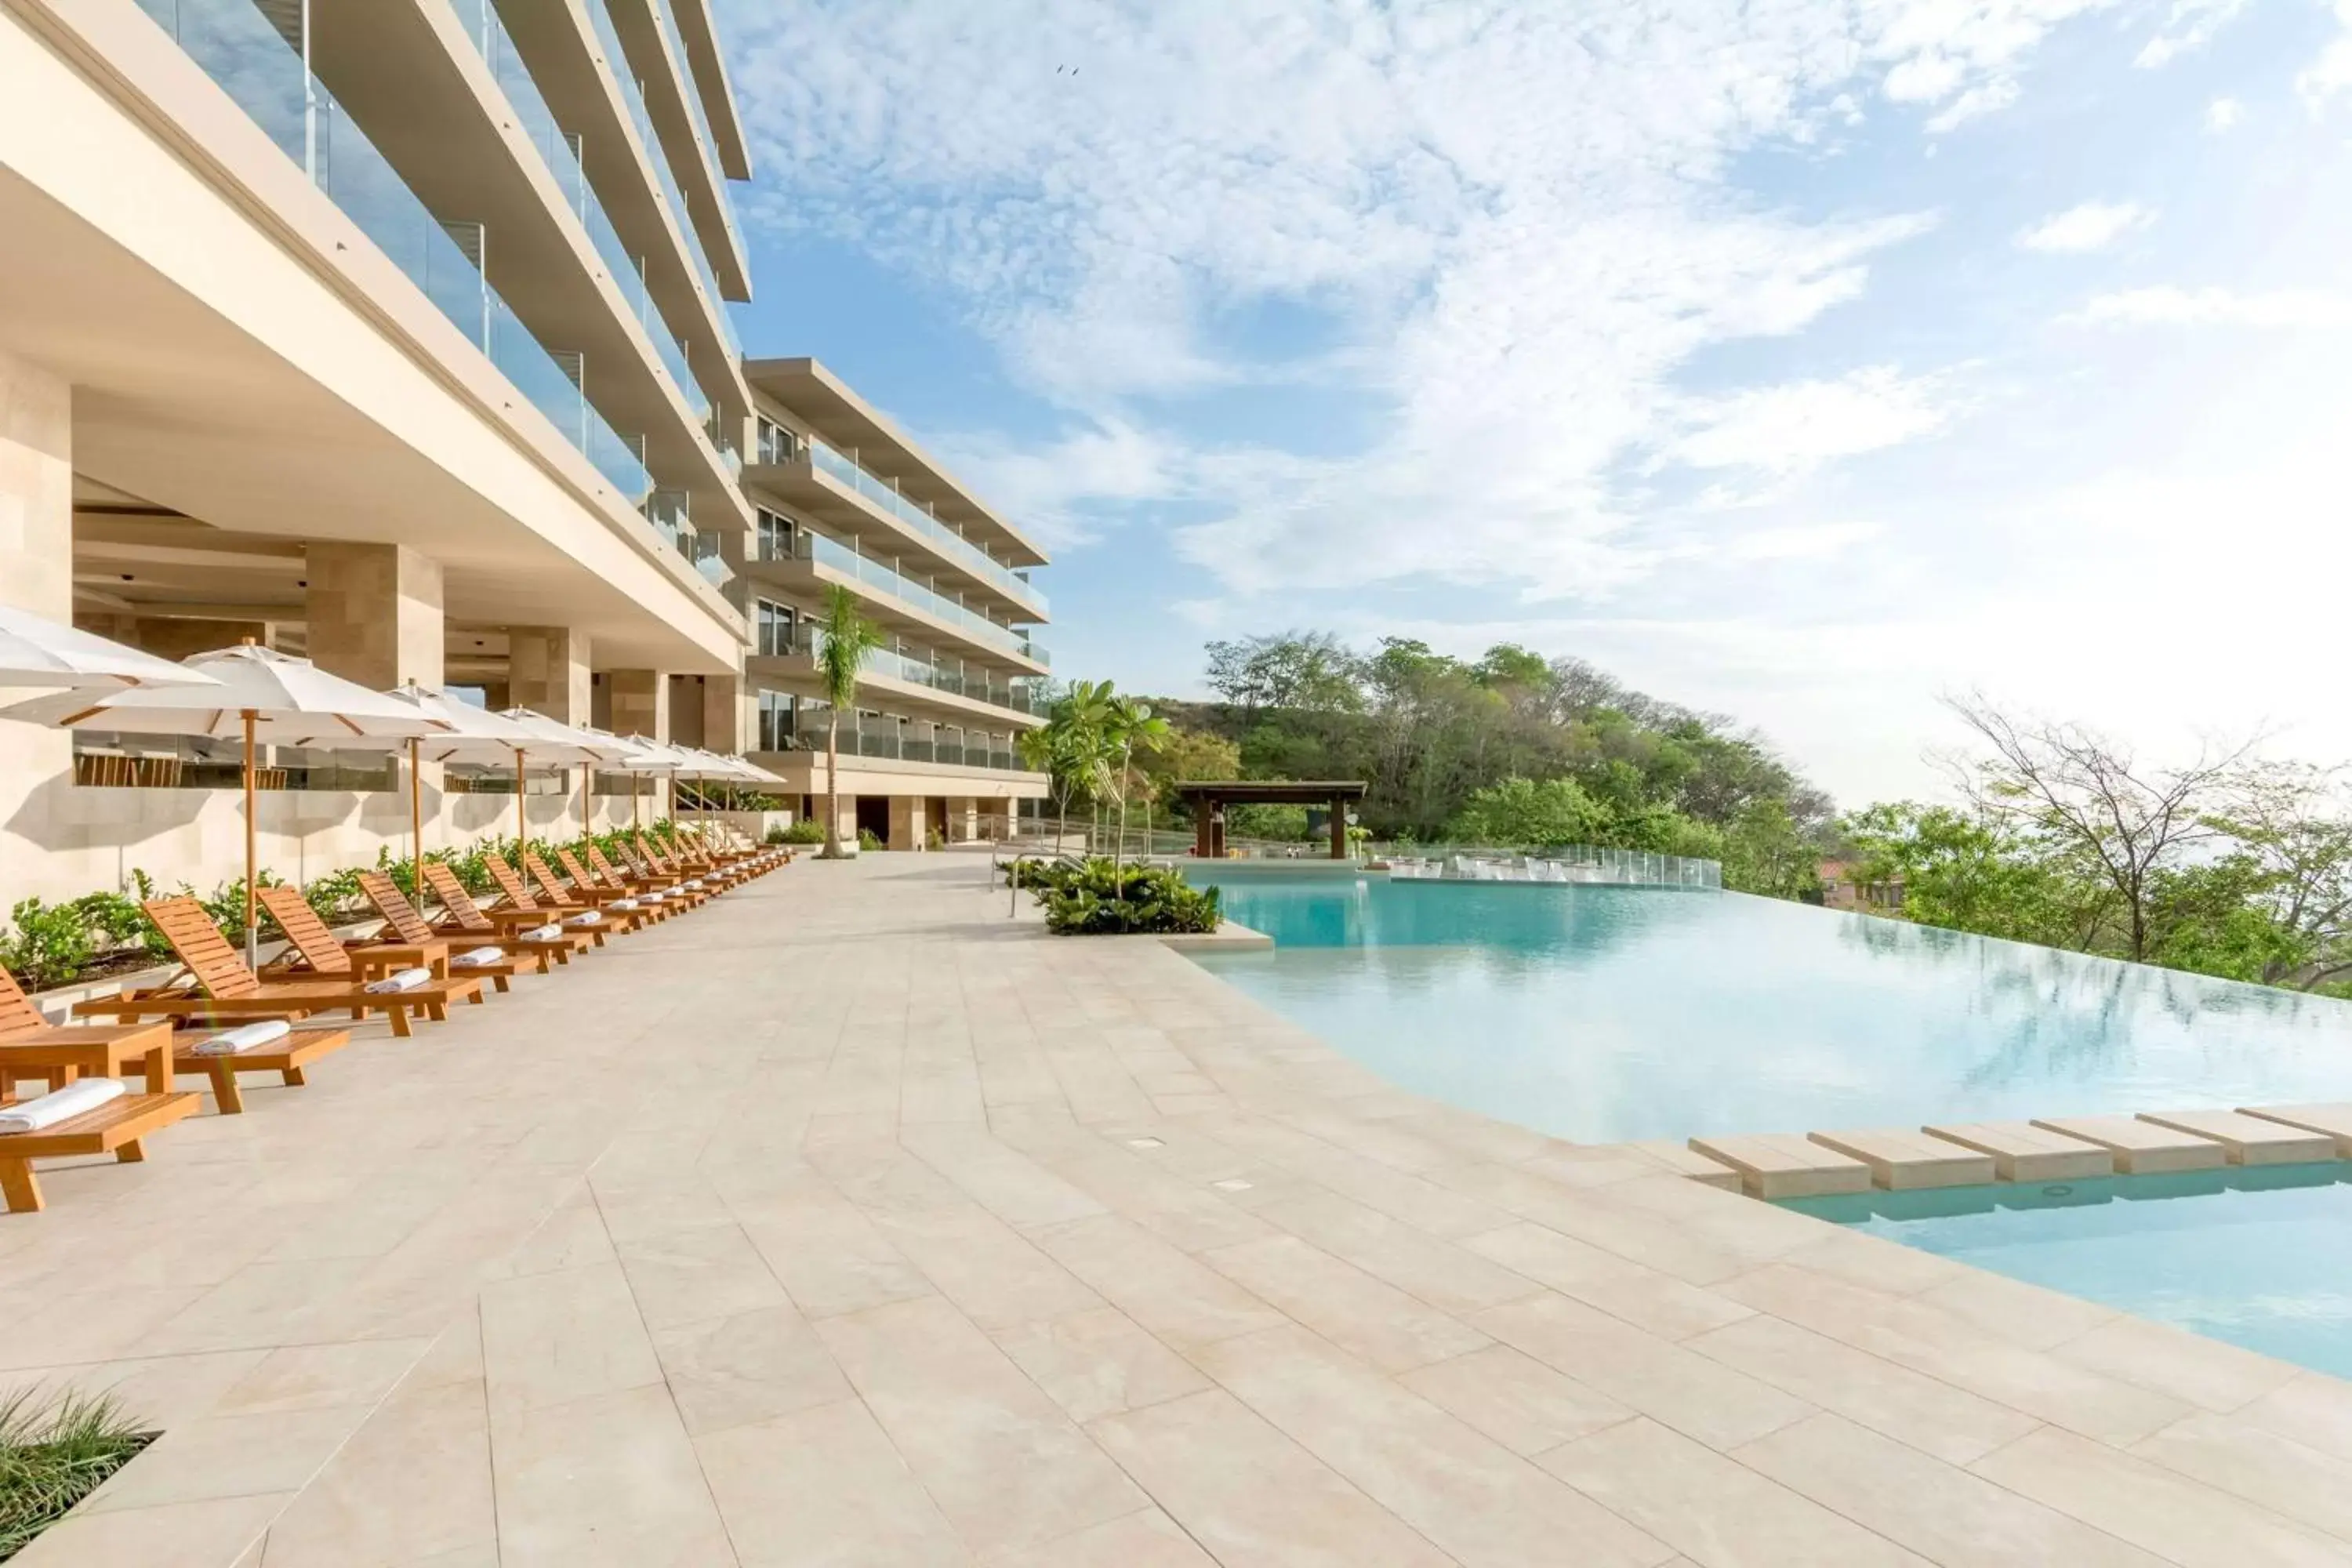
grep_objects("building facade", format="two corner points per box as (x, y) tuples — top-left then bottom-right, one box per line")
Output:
(0, 0), (1046, 902)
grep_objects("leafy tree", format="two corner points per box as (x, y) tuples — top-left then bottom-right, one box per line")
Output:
(814, 584), (883, 859)
(1448, 777), (1613, 847)
(1204, 631), (1364, 715)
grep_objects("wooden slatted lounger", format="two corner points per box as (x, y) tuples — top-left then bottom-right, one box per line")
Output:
(555, 848), (666, 924)
(358, 871), (567, 973)
(625, 840), (710, 906)
(73, 898), (460, 1039)
(176, 1022), (354, 1113)
(424, 862), (608, 948)
(523, 851), (658, 929)
(482, 851), (642, 932)
(0, 968), (178, 1102)
(0, 1091), (199, 1212)
(583, 845), (685, 916)
(256, 887), (496, 1009)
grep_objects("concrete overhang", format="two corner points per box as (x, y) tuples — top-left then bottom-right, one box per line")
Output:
(744, 653), (1046, 731)
(737, 555), (1046, 677)
(742, 461), (1045, 624)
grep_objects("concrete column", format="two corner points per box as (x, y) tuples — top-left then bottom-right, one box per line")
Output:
(701, 672), (744, 756)
(509, 626), (590, 721)
(0, 347), (74, 900)
(132, 617), (270, 662)
(946, 796), (978, 843)
(887, 794), (924, 851)
(605, 669), (668, 741)
(305, 542), (443, 688)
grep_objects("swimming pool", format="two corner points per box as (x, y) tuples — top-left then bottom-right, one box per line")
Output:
(1185, 873), (2352, 1144)
(1785, 1167), (2352, 1380)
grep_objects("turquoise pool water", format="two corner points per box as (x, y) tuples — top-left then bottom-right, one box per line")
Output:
(1185, 874), (2352, 1144)
(1786, 1167), (2352, 1380)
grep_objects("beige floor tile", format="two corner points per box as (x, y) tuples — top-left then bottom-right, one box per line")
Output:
(478, 1261), (662, 1417)
(497, 1195), (618, 1277)
(2132, 1412), (2352, 1544)
(256, 1381), (497, 1566)
(1686, 1313), (2038, 1466)
(1763, 1229), (1970, 1297)
(1544, 1417), (1928, 1566)
(694, 1398), (970, 1567)
(7, 1492), (289, 1568)
(731, 1181), (937, 1319)
(901, 1126), (1111, 1229)
(490, 1382), (739, 1566)
(0, 1348), (269, 1431)
(1970, 1425), (2348, 1566)
(858, 1199), (1108, 1331)
(83, 1403), (372, 1514)
(1250, 1188), (1544, 1314)
(2053, 1314), (2303, 1414)
(1912, 1269), (2118, 1351)
(1719, 1263), (2189, 1446)
(1192, 1323), (1673, 1567)
(990, 1306), (1210, 1425)
(1398, 1342), (1635, 1456)
(1085, 1388), (1456, 1567)
(982, 1506), (1217, 1566)
(1736, 1412), (2165, 1566)
(2240, 1374), (2352, 1464)
(1475, 1291), (1811, 1451)
(815, 1294), (1145, 1555)
(1202, 1234), (1491, 1372)
(1466, 1221), (1755, 1340)
(1030, 1214), (1288, 1348)
(614, 1222), (793, 1330)
(650, 1303), (854, 1436)
(214, 1337), (432, 1417)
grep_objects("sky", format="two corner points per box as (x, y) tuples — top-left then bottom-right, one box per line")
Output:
(713, 0), (2352, 807)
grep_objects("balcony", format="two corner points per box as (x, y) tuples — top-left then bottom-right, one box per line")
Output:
(753, 423), (1048, 619)
(761, 710), (1026, 774)
(745, 528), (1050, 670)
(644, 489), (732, 587)
(136, 0), (655, 510)
(750, 621), (1045, 726)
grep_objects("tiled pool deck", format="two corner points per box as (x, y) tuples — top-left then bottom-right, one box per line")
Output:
(9, 856), (2352, 1565)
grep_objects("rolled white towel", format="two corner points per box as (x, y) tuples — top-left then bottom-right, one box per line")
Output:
(364, 967), (434, 994)
(519, 924), (564, 942)
(682, 880), (706, 890)
(0, 1077), (127, 1134)
(451, 946), (505, 968)
(194, 1018), (291, 1056)
(566, 911), (607, 926)
(607, 898), (639, 911)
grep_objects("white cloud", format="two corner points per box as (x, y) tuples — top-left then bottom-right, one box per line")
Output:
(2075, 286), (2352, 327)
(2205, 96), (2243, 131)
(718, 0), (2096, 602)
(2016, 201), (2155, 252)
(2136, 0), (2251, 68)
(1668, 368), (1953, 477)
(1923, 78), (2020, 132)
(2303, 1), (2352, 110)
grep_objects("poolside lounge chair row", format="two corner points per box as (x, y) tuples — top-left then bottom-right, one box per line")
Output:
(0, 826), (787, 1211)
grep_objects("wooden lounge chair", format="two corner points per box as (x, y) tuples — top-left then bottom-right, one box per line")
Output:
(74, 898), (465, 1039)
(524, 850), (654, 924)
(257, 887), (500, 1004)
(256, 884), (452, 983)
(176, 1022), (354, 1113)
(621, 840), (710, 906)
(358, 871), (564, 974)
(635, 835), (718, 894)
(482, 851), (638, 931)
(0, 1089), (199, 1213)
(583, 844), (688, 914)
(553, 848), (668, 924)
(423, 862), (607, 948)
(0, 968), (180, 1100)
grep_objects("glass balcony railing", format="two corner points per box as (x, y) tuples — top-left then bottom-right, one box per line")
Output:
(755, 528), (1048, 664)
(586, 0), (742, 361)
(758, 426), (1048, 618)
(768, 702), (1025, 772)
(650, 0), (728, 205)
(445, 0), (710, 424)
(760, 623), (1045, 716)
(139, 0), (653, 509)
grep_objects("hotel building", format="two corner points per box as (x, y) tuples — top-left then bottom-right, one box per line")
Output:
(0, 0), (1048, 902)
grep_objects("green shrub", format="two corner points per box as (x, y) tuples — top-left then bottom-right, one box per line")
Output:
(0, 898), (97, 991)
(303, 867), (365, 924)
(70, 882), (169, 963)
(1024, 858), (1221, 936)
(0, 1388), (151, 1559)
(779, 818), (826, 844)
(857, 827), (883, 852)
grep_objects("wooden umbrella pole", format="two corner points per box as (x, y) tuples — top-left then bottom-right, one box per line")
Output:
(410, 736), (423, 898)
(241, 709), (259, 969)
(514, 747), (527, 864)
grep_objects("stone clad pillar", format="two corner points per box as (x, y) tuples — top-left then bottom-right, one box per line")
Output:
(509, 626), (590, 721)
(604, 670), (668, 741)
(701, 672), (744, 756)
(305, 542), (444, 688)
(0, 347), (74, 899)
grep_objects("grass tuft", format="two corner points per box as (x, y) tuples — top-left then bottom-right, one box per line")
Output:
(0, 1388), (152, 1560)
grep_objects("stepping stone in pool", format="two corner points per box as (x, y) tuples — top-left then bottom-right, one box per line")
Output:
(1685, 1134), (1870, 1199)
(2029, 1115), (2227, 1174)
(2135, 1109), (2336, 1167)
(1806, 1128), (1995, 1191)
(1920, 1121), (2115, 1182)
(2238, 1104), (2352, 1156)
(1621, 1139), (1743, 1192)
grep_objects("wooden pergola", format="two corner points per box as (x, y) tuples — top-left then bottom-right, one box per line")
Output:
(1174, 780), (1368, 860)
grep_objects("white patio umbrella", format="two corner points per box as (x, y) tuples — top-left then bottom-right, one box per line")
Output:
(0, 644), (451, 965)
(495, 710), (637, 848)
(379, 688), (550, 895)
(0, 604), (225, 690)
(605, 731), (688, 831)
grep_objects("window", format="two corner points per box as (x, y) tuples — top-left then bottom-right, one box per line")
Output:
(756, 416), (800, 466)
(754, 507), (796, 563)
(757, 690), (795, 752)
(755, 598), (796, 657)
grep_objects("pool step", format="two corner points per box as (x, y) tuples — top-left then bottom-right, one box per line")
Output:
(1621, 1140), (1744, 1191)
(2241, 1104), (2352, 1156)
(1919, 1121), (2115, 1182)
(1807, 1128), (1996, 1190)
(2028, 1116), (2227, 1174)
(1686, 1134), (1870, 1199)
(2136, 1110), (2336, 1166)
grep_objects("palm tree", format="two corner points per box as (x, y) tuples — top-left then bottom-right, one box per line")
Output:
(814, 584), (883, 859)
(1029, 681), (1116, 851)
(1104, 695), (1171, 869)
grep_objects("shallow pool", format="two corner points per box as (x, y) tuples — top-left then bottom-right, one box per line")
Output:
(1185, 874), (2352, 1144)
(1785, 1167), (2352, 1380)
